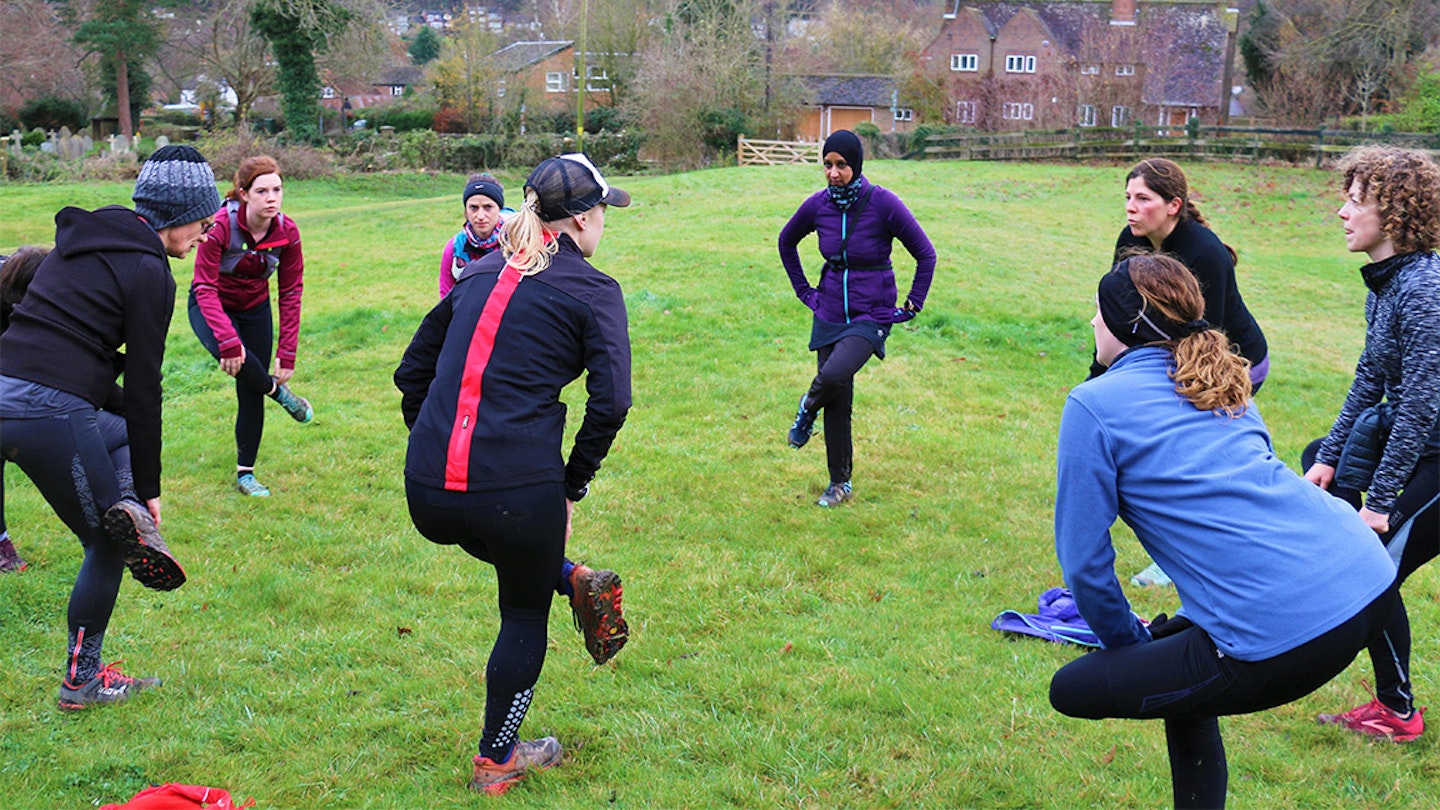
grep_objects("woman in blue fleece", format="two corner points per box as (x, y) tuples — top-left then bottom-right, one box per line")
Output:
(778, 130), (936, 507)
(1048, 254), (1396, 809)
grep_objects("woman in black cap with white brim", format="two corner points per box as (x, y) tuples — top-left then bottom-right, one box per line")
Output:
(395, 153), (633, 795)
(0, 144), (220, 710)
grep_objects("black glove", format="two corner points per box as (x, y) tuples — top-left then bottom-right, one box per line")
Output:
(1147, 612), (1194, 640)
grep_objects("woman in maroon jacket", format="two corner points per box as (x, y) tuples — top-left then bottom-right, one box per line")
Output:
(189, 155), (314, 498)
(395, 154), (633, 796)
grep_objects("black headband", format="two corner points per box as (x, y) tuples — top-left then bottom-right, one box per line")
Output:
(1098, 259), (1209, 347)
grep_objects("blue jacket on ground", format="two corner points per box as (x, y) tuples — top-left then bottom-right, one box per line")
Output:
(1054, 346), (1395, 660)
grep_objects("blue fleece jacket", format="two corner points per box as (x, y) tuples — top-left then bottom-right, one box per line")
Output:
(1055, 347), (1394, 660)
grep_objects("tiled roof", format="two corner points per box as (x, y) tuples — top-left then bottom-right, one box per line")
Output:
(798, 75), (898, 108)
(491, 40), (574, 73)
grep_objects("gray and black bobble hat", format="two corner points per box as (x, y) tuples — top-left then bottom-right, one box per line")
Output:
(132, 145), (221, 230)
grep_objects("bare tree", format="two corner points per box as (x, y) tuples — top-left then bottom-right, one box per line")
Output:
(199, 0), (276, 125)
(0, 1), (89, 115)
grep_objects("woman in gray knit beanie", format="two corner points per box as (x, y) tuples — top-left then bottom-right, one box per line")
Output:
(0, 143), (219, 711)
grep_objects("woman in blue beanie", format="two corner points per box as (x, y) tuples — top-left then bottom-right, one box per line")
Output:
(778, 130), (936, 507)
(1049, 254), (1396, 808)
(0, 144), (220, 710)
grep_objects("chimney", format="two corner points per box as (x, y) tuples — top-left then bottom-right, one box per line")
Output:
(1111, 0), (1137, 24)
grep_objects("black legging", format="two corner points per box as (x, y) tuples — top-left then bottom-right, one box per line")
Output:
(1302, 438), (1440, 714)
(1, 388), (134, 677)
(806, 336), (876, 485)
(1050, 585), (1395, 808)
(406, 478), (568, 761)
(188, 291), (275, 468)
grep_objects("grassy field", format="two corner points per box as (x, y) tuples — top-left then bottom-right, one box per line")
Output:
(1, 160), (1437, 808)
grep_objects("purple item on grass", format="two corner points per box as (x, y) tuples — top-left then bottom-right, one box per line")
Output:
(991, 587), (1102, 647)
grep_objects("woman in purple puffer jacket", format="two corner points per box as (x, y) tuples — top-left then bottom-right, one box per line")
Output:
(778, 130), (936, 507)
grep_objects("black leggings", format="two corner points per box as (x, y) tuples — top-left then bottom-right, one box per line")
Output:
(1050, 585), (1394, 809)
(1302, 438), (1440, 714)
(188, 291), (274, 469)
(1, 393), (133, 656)
(406, 479), (568, 761)
(806, 336), (877, 484)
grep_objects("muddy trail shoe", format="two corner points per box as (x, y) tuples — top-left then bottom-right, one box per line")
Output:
(0, 536), (27, 572)
(817, 481), (852, 507)
(788, 395), (818, 449)
(236, 473), (271, 497)
(271, 381), (313, 424)
(469, 737), (563, 795)
(104, 500), (186, 591)
(1318, 698), (1425, 742)
(58, 661), (161, 711)
(569, 566), (629, 665)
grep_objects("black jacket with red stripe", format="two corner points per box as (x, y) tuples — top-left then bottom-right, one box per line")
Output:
(395, 234), (631, 496)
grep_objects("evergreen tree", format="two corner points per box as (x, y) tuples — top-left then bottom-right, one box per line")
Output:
(410, 24), (441, 65)
(251, 0), (354, 144)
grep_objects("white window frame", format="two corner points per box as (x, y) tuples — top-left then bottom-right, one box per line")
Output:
(1077, 104), (1097, 127)
(389, 85), (404, 96)
(956, 100), (977, 124)
(585, 66), (610, 92)
(545, 71), (567, 92)
(893, 107), (913, 122)
(1005, 54), (1036, 74)
(497, 79), (507, 98)
(321, 86), (336, 99)
(1002, 101), (1034, 120)
(1111, 105), (1131, 127)
(950, 53), (978, 72)
(1079, 64), (1100, 75)
(1115, 64), (1136, 76)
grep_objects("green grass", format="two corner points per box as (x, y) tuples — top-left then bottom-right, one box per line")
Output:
(3, 162), (1438, 808)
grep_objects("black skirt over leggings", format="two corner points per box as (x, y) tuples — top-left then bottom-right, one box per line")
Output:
(1050, 585), (1396, 809)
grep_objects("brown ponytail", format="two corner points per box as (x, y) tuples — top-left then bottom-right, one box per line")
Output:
(1127, 255), (1252, 415)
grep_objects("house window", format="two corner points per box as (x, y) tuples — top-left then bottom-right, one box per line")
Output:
(321, 86), (336, 99)
(894, 108), (913, 122)
(956, 100), (977, 124)
(950, 53), (978, 72)
(1077, 104), (1097, 127)
(1115, 64), (1136, 76)
(1005, 54), (1036, 74)
(1079, 64), (1100, 75)
(1112, 105), (1131, 127)
(585, 66), (610, 92)
(497, 79), (506, 98)
(1002, 102), (1034, 120)
(389, 85), (404, 96)
(545, 71), (567, 92)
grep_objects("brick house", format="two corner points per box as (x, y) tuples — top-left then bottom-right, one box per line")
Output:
(489, 40), (630, 116)
(788, 75), (917, 141)
(920, 0), (1235, 131)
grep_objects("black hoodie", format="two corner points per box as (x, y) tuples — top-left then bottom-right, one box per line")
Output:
(0, 206), (175, 500)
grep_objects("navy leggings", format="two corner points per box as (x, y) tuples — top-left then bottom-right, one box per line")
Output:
(1050, 585), (1395, 808)
(806, 336), (876, 484)
(0, 380), (134, 655)
(1302, 438), (1440, 715)
(406, 479), (568, 760)
(188, 290), (274, 468)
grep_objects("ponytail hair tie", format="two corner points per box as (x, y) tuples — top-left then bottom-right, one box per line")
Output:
(1183, 319), (1210, 334)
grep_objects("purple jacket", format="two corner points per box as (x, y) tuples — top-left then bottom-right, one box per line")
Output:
(778, 177), (936, 324)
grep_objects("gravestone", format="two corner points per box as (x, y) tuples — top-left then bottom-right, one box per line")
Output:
(154, 135), (170, 148)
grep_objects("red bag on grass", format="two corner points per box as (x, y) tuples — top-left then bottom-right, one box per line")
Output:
(100, 783), (256, 810)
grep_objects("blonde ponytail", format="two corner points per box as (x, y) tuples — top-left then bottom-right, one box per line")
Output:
(498, 188), (559, 276)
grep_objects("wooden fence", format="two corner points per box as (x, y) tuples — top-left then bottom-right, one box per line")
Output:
(737, 135), (820, 166)
(920, 126), (1440, 167)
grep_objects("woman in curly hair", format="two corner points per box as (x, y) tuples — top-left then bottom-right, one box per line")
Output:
(1304, 145), (1440, 742)
(1050, 253), (1395, 808)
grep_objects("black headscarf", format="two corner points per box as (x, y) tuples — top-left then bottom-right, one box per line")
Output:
(822, 130), (866, 210)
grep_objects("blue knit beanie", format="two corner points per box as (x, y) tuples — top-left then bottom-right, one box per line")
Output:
(132, 145), (221, 230)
